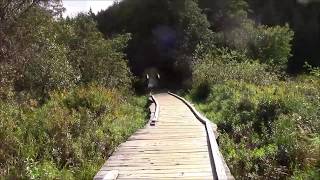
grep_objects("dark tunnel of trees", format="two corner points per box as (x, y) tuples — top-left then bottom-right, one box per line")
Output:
(96, 0), (208, 89)
(96, 0), (320, 88)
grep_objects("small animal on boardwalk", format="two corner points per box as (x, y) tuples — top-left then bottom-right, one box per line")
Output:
(144, 67), (161, 94)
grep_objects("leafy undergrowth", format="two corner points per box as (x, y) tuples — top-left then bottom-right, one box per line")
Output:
(188, 77), (320, 179)
(0, 84), (147, 179)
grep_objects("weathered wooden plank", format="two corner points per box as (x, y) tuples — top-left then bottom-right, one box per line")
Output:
(108, 153), (210, 160)
(105, 161), (210, 166)
(128, 137), (204, 142)
(136, 129), (203, 133)
(106, 158), (211, 164)
(94, 170), (118, 180)
(128, 136), (206, 140)
(119, 141), (207, 146)
(117, 178), (212, 180)
(129, 135), (207, 139)
(119, 143), (206, 148)
(116, 146), (208, 151)
(102, 165), (211, 171)
(114, 149), (208, 154)
(117, 172), (213, 178)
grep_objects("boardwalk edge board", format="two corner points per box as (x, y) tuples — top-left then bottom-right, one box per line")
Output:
(168, 92), (234, 180)
(94, 170), (119, 180)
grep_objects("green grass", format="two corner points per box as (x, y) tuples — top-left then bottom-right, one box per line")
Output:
(188, 76), (320, 179)
(0, 84), (148, 179)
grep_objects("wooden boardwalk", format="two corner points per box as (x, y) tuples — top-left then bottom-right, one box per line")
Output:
(94, 93), (232, 180)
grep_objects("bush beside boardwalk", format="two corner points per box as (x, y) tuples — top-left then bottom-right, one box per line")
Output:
(188, 55), (320, 179)
(1, 85), (147, 179)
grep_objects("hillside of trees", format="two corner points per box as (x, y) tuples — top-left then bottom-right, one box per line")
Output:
(1, 0), (319, 179)
(96, 0), (320, 80)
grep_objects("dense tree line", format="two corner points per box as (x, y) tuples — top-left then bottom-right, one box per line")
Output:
(96, 0), (214, 88)
(97, 0), (320, 81)
(197, 0), (320, 72)
(247, 0), (320, 72)
(96, 0), (301, 88)
(0, 1), (147, 179)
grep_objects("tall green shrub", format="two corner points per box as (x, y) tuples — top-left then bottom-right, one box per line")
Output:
(23, 40), (76, 97)
(193, 48), (278, 88)
(190, 80), (320, 179)
(172, 0), (214, 81)
(249, 24), (294, 68)
(0, 85), (147, 179)
(62, 14), (132, 90)
(3, 7), (78, 98)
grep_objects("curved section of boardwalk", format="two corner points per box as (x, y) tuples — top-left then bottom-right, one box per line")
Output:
(95, 93), (214, 180)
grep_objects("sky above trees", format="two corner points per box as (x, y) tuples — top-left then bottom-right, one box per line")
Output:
(62, 0), (115, 17)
